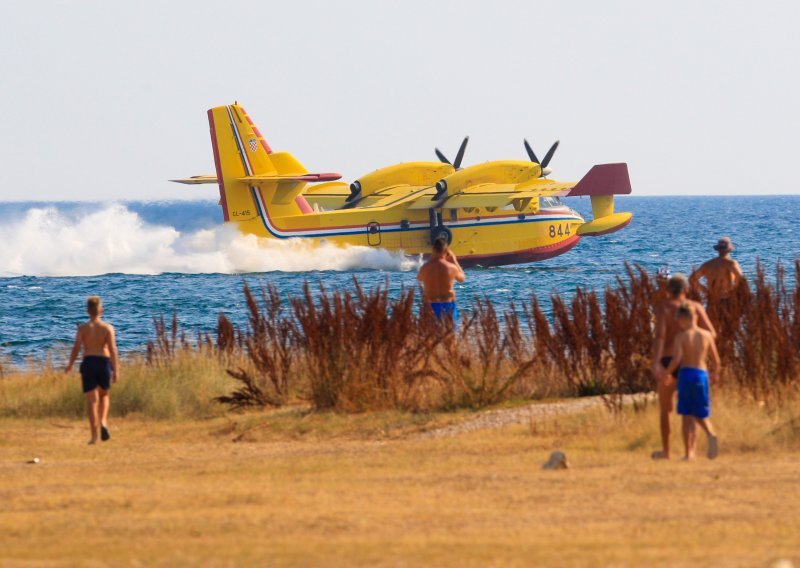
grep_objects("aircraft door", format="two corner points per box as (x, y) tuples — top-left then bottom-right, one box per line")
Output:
(367, 221), (381, 246)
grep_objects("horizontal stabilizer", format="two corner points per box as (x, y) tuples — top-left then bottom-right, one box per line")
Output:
(239, 172), (342, 185)
(170, 175), (218, 185)
(171, 173), (342, 186)
(567, 163), (631, 197)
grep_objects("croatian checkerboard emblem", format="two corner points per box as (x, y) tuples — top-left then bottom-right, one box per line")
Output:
(248, 138), (258, 152)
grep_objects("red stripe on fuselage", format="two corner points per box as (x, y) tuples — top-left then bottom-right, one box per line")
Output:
(457, 234), (581, 268)
(207, 109), (230, 223)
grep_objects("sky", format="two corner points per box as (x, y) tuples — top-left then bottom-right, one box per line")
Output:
(1, 0), (798, 201)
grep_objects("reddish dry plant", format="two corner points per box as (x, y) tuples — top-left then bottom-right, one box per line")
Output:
(217, 284), (295, 409)
(146, 312), (188, 366)
(291, 279), (445, 411)
(432, 298), (539, 409)
(216, 313), (238, 355)
(199, 260), (799, 413)
(524, 264), (658, 412)
(708, 259), (800, 402)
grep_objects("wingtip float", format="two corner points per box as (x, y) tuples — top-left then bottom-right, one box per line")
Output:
(172, 102), (633, 267)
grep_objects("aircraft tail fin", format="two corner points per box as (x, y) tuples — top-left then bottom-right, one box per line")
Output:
(206, 103), (339, 222)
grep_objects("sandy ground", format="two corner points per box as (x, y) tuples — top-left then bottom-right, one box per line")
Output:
(1, 412), (799, 567)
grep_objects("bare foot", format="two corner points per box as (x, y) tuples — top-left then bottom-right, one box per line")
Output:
(681, 455), (696, 461)
(707, 435), (719, 459)
(651, 451), (670, 460)
(88, 439), (97, 445)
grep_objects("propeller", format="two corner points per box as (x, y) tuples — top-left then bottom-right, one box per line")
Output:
(435, 136), (469, 170)
(524, 139), (560, 177)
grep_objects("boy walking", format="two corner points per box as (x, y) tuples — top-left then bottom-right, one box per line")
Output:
(664, 303), (720, 460)
(65, 296), (120, 444)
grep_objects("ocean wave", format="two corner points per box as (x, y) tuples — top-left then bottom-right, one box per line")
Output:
(0, 204), (419, 277)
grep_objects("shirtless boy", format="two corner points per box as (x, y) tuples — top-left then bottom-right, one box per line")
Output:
(416, 237), (466, 323)
(664, 303), (720, 460)
(652, 274), (715, 459)
(690, 237), (744, 302)
(64, 296), (120, 444)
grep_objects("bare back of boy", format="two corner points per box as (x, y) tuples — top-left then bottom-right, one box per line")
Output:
(674, 327), (715, 372)
(78, 320), (115, 357)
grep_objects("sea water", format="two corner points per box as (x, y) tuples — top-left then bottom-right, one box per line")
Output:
(1, 196), (797, 364)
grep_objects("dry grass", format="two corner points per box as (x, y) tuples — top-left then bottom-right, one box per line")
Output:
(0, 350), (234, 420)
(2, 261), (798, 421)
(1, 391), (798, 567)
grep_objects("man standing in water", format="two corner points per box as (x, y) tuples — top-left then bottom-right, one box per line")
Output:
(651, 275), (715, 460)
(65, 296), (120, 444)
(417, 237), (466, 323)
(689, 237), (744, 302)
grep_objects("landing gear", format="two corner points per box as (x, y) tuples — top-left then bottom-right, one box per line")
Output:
(428, 209), (452, 245)
(431, 225), (452, 246)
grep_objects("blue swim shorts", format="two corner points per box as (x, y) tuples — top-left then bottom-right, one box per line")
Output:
(677, 367), (710, 419)
(430, 301), (458, 323)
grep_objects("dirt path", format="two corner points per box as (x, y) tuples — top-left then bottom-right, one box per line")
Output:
(421, 394), (653, 438)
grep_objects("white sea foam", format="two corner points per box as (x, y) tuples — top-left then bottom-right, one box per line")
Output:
(0, 204), (420, 277)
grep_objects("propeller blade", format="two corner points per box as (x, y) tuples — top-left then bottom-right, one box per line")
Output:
(523, 139), (539, 164)
(435, 148), (451, 165)
(540, 140), (560, 169)
(453, 136), (469, 169)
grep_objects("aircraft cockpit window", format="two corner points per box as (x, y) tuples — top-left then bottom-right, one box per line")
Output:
(540, 196), (559, 208)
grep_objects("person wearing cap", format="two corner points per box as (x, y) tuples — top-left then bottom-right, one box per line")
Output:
(651, 274), (716, 460)
(689, 237), (744, 302)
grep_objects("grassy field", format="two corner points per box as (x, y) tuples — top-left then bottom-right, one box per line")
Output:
(2, 394), (799, 567)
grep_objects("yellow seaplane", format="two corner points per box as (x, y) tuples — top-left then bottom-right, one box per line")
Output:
(173, 103), (633, 267)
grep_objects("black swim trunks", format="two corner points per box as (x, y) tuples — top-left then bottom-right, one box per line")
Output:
(80, 356), (112, 393)
(660, 356), (679, 379)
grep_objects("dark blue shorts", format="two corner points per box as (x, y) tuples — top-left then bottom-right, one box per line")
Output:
(430, 301), (458, 323)
(80, 356), (112, 393)
(660, 356), (679, 379)
(677, 367), (710, 418)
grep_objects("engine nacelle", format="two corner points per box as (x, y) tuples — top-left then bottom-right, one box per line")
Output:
(352, 162), (454, 200)
(435, 160), (542, 199)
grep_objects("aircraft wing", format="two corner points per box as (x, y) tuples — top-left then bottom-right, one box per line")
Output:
(439, 194), (519, 209)
(303, 182), (350, 195)
(405, 178), (575, 210)
(514, 179), (575, 194)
